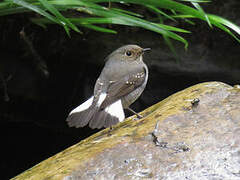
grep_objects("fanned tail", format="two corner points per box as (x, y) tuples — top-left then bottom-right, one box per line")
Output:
(66, 96), (125, 129)
(67, 108), (95, 128)
(66, 96), (95, 128)
(89, 100), (125, 129)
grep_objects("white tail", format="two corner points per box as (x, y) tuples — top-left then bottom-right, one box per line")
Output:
(105, 100), (125, 122)
(67, 94), (125, 129)
(69, 96), (94, 115)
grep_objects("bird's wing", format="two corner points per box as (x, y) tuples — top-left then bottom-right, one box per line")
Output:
(100, 67), (146, 109)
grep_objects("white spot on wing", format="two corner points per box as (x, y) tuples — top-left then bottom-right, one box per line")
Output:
(105, 100), (125, 122)
(69, 96), (93, 115)
(97, 93), (107, 107)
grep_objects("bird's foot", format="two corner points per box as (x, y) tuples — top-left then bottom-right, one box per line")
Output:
(107, 126), (113, 136)
(133, 113), (143, 120)
(127, 107), (143, 120)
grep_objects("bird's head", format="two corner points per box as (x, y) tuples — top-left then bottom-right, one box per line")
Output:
(108, 44), (150, 63)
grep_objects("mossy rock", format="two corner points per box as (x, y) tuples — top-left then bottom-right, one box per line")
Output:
(12, 81), (240, 180)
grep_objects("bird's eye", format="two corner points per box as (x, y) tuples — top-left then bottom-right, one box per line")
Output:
(125, 51), (132, 56)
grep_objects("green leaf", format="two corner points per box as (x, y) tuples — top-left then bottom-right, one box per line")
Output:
(38, 0), (81, 33)
(111, 8), (143, 17)
(86, 6), (189, 47)
(13, 0), (59, 24)
(146, 5), (176, 22)
(82, 24), (117, 33)
(1, 0), (239, 45)
(32, 16), (117, 33)
(163, 35), (181, 62)
(173, 13), (240, 42)
(177, 0), (210, 2)
(191, 2), (212, 27)
(208, 14), (240, 35)
(155, 23), (191, 33)
(208, 14), (240, 43)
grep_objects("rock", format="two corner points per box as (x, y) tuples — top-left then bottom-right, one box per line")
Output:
(12, 81), (240, 180)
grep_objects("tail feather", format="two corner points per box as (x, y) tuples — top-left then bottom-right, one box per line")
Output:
(89, 109), (107, 129)
(89, 100), (125, 129)
(67, 108), (95, 128)
(66, 96), (125, 129)
(66, 96), (95, 128)
(103, 113), (119, 128)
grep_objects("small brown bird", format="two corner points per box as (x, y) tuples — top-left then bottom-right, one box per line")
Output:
(66, 45), (150, 129)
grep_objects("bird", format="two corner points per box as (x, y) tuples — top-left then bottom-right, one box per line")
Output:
(66, 44), (150, 129)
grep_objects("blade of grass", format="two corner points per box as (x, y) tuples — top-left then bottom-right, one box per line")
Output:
(13, 0), (59, 24)
(208, 14), (240, 35)
(85, 0), (219, 28)
(171, 14), (196, 25)
(32, 16), (191, 34)
(0, 6), (29, 16)
(146, 5), (176, 22)
(163, 35), (180, 61)
(191, 2), (212, 27)
(38, 0), (81, 33)
(82, 24), (117, 33)
(111, 8), (143, 17)
(49, 0), (188, 46)
(177, 0), (211, 2)
(155, 23), (191, 33)
(32, 17), (130, 25)
(172, 13), (240, 42)
(208, 14), (240, 43)
(93, 0), (239, 38)
(86, 6), (188, 47)
(2, 0), (239, 44)
(172, 14), (195, 18)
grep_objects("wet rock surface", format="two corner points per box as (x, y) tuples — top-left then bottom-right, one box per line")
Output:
(13, 81), (240, 180)
(66, 82), (240, 180)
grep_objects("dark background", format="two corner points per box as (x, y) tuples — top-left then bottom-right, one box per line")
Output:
(1, 1), (240, 179)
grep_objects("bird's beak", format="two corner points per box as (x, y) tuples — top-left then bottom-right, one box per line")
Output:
(142, 48), (151, 54)
(143, 48), (151, 52)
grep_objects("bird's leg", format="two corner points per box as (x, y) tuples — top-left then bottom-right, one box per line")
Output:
(107, 126), (113, 136)
(127, 107), (143, 119)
